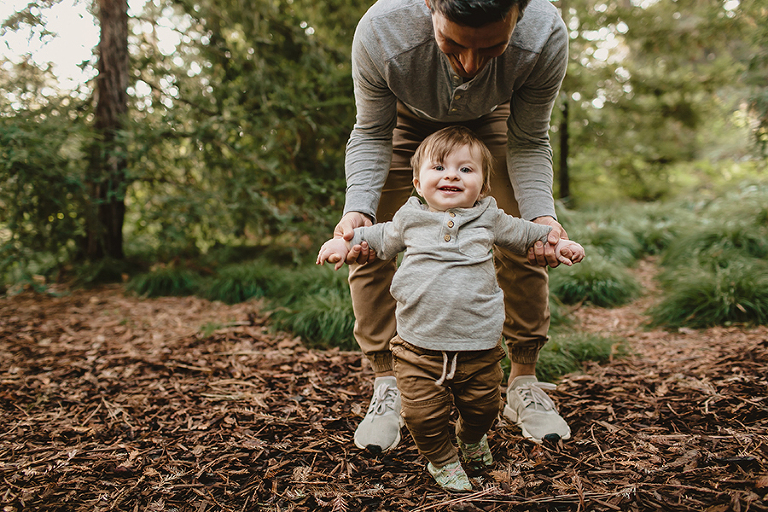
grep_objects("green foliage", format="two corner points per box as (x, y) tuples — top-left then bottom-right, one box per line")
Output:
(568, 223), (642, 266)
(267, 266), (356, 348)
(502, 331), (627, 383)
(661, 223), (768, 270)
(123, 0), (362, 257)
(198, 260), (282, 304)
(555, 0), (761, 207)
(126, 266), (201, 297)
(646, 181), (768, 329)
(549, 253), (641, 307)
(74, 257), (132, 286)
(273, 287), (357, 350)
(0, 59), (92, 285)
(622, 201), (694, 256)
(648, 257), (768, 329)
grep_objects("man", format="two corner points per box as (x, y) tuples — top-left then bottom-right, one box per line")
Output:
(334, 0), (571, 453)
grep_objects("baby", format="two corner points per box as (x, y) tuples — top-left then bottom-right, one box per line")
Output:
(318, 126), (584, 492)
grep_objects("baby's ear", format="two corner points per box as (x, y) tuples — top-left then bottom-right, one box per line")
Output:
(413, 178), (422, 197)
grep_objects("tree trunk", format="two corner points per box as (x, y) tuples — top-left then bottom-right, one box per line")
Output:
(558, 94), (570, 203)
(86, 0), (129, 260)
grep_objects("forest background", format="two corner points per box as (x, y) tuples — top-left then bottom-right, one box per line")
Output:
(1, 0), (767, 344)
(2, 3), (768, 508)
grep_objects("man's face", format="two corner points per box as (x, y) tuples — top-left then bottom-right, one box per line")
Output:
(430, 4), (519, 79)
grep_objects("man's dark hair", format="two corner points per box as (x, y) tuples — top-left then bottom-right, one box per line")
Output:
(429, 0), (531, 27)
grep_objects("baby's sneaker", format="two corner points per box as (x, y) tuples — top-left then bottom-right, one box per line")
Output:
(427, 460), (472, 493)
(458, 433), (493, 470)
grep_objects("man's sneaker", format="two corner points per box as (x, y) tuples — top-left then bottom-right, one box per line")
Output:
(427, 460), (472, 492)
(458, 433), (493, 469)
(354, 376), (404, 453)
(503, 375), (571, 443)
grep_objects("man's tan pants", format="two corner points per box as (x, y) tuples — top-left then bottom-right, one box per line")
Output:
(348, 101), (551, 375)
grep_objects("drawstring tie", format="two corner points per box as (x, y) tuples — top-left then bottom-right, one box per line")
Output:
(435, 351), (458, 386)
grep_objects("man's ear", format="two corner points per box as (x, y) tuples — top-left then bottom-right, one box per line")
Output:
(424, 0), (431, 11)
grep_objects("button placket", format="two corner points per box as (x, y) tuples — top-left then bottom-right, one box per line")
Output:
(442, 211), (458, 243)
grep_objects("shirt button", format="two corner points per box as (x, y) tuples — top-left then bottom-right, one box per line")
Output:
(449, 212), (456, 217)
(447, 220), (454, 228)
(444, 234), (451, 242)
(451, 108), (457, 112)
(455, 95), (461, 99)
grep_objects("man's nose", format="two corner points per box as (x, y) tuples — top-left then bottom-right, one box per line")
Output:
(459, 50), (482, 75)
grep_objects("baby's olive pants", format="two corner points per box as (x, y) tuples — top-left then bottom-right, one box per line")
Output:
(349, 101), (551, 375)
(391, 335), (506, 467)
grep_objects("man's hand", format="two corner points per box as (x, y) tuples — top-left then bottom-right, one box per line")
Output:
(528, 216), (569, 268)
(333, 211), (377, 265)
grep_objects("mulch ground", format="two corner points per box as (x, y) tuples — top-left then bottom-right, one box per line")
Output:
(1, 263), (767, 511)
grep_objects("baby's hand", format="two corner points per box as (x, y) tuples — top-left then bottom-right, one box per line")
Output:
(317, 238), (351, 270)
(552, 239), (585, 266)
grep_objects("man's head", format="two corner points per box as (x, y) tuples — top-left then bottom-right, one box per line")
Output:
(428, 0), (530, 27)
(411, 126), (493, 211)
(426, 0), (530, 78)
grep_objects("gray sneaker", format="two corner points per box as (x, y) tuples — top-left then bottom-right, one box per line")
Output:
(354, 376), (404, 453)
(503, 375), (571, 443)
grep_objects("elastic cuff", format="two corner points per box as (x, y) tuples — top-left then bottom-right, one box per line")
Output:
(506, 343), (544, 365)
(367, 351), (394, 374)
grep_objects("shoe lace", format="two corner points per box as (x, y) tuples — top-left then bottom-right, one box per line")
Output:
(514, 382), (557, 412)
(435, 462), (466, 484)
(367, 382), (398, 416)
(460, 437), (487, 460)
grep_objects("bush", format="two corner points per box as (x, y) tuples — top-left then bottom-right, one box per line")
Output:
(661, 221), (768, 269)
(272, 287), (357, 350)
(549, 253), (642, 307)
(127, 266), (201, 297)
(501, 332), (627, 383)
(568, 223), (643, 267)
(199, 260), (285, 304)
(269, 265), (356, 348)
(648, 257), (768, 329)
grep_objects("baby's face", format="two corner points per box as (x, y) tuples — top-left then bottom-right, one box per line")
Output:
(413, 145), (485, 212)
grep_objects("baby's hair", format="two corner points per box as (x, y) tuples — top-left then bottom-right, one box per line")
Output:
(411, 126), (493, 196)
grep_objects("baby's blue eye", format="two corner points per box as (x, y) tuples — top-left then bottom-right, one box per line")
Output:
(460, 167), (472, 173)
(435, 165), (445, 171)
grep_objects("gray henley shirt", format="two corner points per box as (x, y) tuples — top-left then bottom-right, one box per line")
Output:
(350, 196), (552, 352)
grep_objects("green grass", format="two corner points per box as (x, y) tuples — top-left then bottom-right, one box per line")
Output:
(198, 260), (285, 304)
(648, 256), (768, 329)
(567, 223), (643, 267)
(660, 222), (768, 269)
(126, 266), (201, 297)
(549, 253), (641, 307)
(113, 179), (767, 361)
(501, 331), (628, 383)
(271, 287), (357, 350)
(268, 265), (357, 349)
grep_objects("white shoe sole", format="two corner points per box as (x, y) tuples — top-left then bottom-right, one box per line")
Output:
(503, 404), (571, 443)
(353, 415), (405, 453)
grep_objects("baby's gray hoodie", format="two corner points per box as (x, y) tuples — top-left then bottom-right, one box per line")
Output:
(351, 196), (551, 352)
